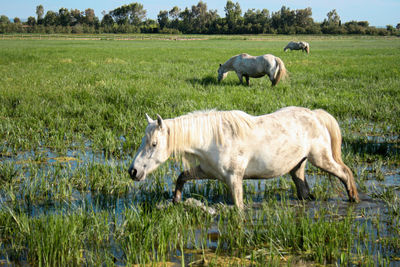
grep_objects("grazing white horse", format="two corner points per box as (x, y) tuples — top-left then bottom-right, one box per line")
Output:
(284, 41), (310, 54)
(128, 107), (359, 209)
(217, 53), (287, 86)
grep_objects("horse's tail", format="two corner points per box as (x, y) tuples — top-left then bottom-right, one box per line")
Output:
(306, 44), (310, 54)
(313, 109), (359, 201)
(272, 56), (287, 86)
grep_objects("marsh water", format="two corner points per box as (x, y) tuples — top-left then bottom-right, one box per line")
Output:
(0, 148), (400, 266)
(1, 137), (399, 265)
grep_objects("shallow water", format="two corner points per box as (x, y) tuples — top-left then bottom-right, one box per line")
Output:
(1, 145), (399, 265)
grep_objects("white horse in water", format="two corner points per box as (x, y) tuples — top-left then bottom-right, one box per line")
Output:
(217, 53), (287, 86)
(128, 107), (359, 209)
(284, 41), (310, 54)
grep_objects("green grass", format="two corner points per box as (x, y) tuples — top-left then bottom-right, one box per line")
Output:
(0, 34), (399, 266)
(1, 36), (399, 154)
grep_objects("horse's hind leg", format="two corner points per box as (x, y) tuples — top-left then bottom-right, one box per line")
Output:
(309, 150), (359, 202)
(173, 165), (209, 203)
(244, 75), (250, 86)
(290, 157), (314, 200)
(269, 73), (277, 86)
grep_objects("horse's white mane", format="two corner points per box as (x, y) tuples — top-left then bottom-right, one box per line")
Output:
(166, 110), (255, 156)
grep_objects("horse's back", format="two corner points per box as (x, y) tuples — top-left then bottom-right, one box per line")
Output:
(272, 106), (311, 115)
(236, 53), (274, 62)
(260, 54), (275, 61)
(243, 54), (276, 68)
(232, 54), (271, 74)
(285, 41), (297, 48)
(242, 107), (329, 178)
(256, 107), (325, 140)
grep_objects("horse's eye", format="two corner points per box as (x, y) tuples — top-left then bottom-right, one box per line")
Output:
(152, 142), (157, 147)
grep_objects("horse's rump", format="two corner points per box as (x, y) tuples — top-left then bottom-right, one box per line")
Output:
(312, 109), (343, 164)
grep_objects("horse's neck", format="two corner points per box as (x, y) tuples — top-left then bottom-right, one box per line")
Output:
(166, 118), (212, 170)
(222, 57), (237, 71)
(166, 111), (255, 154)
(165, 118), (209, 156)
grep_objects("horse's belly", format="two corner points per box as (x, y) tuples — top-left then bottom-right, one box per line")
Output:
(243, 138), (308, 179)
(244, 157), (294, 179)
(249, 73), (265, 78)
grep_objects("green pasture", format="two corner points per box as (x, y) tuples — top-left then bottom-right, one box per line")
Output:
(0, 35), (399, 266)
(1, 35), (399, 154)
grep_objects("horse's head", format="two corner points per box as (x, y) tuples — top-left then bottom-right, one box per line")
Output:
(217, 64), (228, 82)
(128, 114), (170, 181)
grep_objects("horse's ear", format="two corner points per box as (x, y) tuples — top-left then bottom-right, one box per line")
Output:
(219, 63), (221, 67)
(156, 114), (163, 129)
(145, 113), (154, 124)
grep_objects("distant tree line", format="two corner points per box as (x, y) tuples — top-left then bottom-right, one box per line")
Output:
(1, 1), (399, 35)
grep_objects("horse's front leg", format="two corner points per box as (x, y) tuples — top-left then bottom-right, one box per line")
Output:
(236, 72), (244, 84)
(173, 165), (209, 203)
(225, 174), (244, 210)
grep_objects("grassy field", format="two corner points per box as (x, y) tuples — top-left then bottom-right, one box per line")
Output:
(0, 35), (399, 266)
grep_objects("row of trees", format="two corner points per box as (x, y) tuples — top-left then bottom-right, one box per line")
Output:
(1, 1), (399, 35)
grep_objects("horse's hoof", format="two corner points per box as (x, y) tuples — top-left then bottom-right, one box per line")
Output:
(349, 196), (360, 203)
(172, 196), (181, 204)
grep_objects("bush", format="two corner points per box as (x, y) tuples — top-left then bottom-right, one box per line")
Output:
(159, 27), (182, 34)
(71, 24), (83, 34)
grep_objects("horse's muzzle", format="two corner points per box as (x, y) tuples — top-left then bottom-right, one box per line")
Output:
(128, 166), (136, 178)
(128, 166), (145, 181)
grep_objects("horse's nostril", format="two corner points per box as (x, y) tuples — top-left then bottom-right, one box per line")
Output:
(128, 167), (137, 178)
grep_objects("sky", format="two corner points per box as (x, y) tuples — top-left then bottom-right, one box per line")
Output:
(1, 0), (399, 27)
